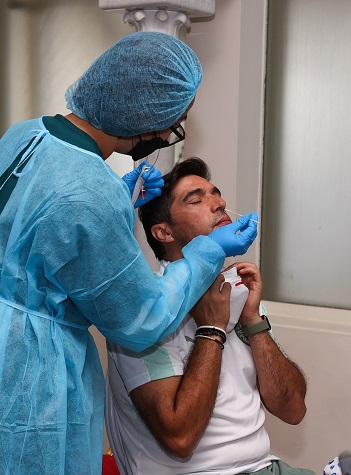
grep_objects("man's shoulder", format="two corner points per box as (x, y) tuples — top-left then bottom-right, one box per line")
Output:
(107, 313), (195, 393)
(108, 311), (194, 358)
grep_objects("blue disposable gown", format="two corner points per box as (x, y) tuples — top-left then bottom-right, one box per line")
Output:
(0, 117), (225, 474)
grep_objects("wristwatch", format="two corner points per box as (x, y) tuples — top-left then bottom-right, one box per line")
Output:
(241, 315), (271, 337)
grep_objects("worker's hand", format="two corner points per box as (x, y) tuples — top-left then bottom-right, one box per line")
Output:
(190, 274), (231, 331)
(208, 213), (258, 257)
(122, 162), (164, 208)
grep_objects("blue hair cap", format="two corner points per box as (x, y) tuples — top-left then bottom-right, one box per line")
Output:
(65, 32), (203, 136)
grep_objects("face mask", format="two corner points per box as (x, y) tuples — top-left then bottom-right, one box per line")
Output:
(127, 136), (171, 161)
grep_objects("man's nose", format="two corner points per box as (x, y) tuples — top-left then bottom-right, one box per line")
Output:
(211, 195), (226, 211)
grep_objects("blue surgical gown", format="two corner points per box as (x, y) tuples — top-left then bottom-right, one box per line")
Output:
(0, 116), (225, 474)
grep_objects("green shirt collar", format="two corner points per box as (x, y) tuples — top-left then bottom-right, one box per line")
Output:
(42, 114), (102, 158)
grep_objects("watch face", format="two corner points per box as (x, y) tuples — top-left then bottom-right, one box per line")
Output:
(234, 321), (250, 346)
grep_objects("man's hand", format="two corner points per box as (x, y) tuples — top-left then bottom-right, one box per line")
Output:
(235, 262), (262, 327)
(191, 274), (231, 331)
(234, 263), (307, 425)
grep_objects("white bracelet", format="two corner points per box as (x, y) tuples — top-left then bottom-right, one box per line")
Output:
(195, 334), (224, 350)
(195, 325), (227, 343)
(196, 325), (226, 333)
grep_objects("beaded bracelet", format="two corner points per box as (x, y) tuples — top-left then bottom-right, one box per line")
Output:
(195, 334), (225, 350)
(195, 325), (227, 344)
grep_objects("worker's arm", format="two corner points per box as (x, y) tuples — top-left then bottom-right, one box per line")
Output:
(130, 275), (230, 458)
(235, 262), (307, 425)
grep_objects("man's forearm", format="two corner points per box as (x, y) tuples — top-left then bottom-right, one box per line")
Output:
(131, 336), (223, 458)
(249, 331), (307, 424)
(172, 337), (222, 453)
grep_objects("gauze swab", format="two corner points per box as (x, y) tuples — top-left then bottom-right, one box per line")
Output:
(225, 209), (260, 224)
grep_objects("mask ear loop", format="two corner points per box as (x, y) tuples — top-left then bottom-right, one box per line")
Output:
(139, 141), (161, 201)
(131, 130), (164, 204)
(132, 132), (160, 202)
(152, 147), (161, 167)
(136, 132), (159, 163)
(137, 132), (166, 201)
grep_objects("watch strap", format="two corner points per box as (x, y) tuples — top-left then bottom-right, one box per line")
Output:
(241, 315), (271, 337)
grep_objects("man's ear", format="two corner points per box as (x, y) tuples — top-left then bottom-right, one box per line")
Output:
(151, 223), (175, 244)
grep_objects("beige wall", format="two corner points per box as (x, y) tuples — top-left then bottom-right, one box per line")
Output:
(185, 0), (266, 266)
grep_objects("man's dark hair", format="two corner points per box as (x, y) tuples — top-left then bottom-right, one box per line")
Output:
(138, 157), (211, 261)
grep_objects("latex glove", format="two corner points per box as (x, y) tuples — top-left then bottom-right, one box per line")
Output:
(122, 161), (164, 208)
(208, 212), (258, 257)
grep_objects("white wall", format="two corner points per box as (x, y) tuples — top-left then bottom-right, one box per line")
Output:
(185, 0), (267, 266)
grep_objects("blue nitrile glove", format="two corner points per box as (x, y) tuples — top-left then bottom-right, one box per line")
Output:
(208, 212), (258, 257)
(122, 161), (164, 208)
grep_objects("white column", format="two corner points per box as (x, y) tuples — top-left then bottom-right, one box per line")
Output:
(124, 9), (189, 36)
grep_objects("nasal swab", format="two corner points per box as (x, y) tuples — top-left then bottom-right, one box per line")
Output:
(131, 151), (161, 206)
(131, 163), (151, 205)
(225, 209), (260, 224)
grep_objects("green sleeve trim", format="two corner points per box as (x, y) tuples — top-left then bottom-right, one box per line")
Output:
(141, 344), (177, 380)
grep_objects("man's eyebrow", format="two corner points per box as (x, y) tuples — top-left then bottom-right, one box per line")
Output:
(182, 185), (221, 202)
(183, 188), (205, 202)
(212, 186), (221, 196)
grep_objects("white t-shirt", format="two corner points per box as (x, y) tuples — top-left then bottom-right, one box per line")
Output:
(106, 264), (278, 475)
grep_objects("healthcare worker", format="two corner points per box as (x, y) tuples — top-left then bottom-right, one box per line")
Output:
(0, 32), (257, 474)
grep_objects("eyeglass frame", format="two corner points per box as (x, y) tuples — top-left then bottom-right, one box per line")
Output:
(168, 123), (185, 146)
(135, 123), (185, 148)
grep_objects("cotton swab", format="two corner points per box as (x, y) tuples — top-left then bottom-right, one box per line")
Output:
(225, 209), (260, 224)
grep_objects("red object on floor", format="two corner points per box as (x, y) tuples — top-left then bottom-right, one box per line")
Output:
(102, 454), (120, 475)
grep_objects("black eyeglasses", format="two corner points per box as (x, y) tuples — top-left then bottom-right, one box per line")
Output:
(168, 123), (186, 146)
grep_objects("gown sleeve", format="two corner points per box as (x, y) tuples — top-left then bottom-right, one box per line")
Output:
(33, 195), (225, 351)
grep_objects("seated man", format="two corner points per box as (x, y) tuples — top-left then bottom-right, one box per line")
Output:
(105, 157), (315, 475)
